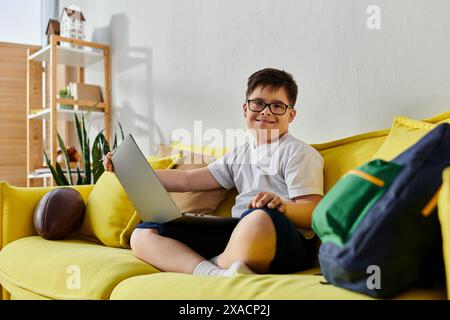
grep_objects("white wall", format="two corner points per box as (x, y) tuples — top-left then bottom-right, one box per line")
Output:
(0, 0), (42, 45)
(60, 0), (450, 155)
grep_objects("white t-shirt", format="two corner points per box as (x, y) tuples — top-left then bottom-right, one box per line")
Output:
(207, 132), (324, 226)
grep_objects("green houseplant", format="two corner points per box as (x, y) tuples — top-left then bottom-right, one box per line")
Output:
(44, 109), (124, 186)
(57, 87), (74, 110)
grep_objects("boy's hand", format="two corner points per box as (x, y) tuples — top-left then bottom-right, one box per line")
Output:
(248, 192), (286, 213)
(103, 152), (115, 173)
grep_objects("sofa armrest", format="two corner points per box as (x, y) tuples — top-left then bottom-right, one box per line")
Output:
(0, 181), (94, 250)
(438, 167), (450, 300)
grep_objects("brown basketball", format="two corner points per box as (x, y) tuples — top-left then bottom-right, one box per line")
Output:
(34, 187), (86, 240)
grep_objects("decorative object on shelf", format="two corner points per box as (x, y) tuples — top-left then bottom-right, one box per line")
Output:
(45, 19), (60, 45)
(44, 110), (124, 186)
(69, 82), (103, 102)
(60, 5), (85, 49)
(57, 86), (74, 109)
(57, 146), (82, 168)
(67, 146), (82, 162)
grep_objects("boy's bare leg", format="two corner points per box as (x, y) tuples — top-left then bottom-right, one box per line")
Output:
(216, 209), (277, 274)
(130, 228), (254, 276)
(130, 228), (204, 273)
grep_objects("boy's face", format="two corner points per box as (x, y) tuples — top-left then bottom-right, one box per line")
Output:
(243, 85), (297, 144)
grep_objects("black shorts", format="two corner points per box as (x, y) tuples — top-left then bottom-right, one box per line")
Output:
(135, 207), (317, 274)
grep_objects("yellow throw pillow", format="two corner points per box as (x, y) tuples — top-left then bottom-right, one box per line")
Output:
(79, 172), (138, 248)
(371, 116), (449, 161)
(438, 168), (450, 298)
(170, 141), (230, 159)
(80, 154), (181, 248)
(146, 155), (182, 169)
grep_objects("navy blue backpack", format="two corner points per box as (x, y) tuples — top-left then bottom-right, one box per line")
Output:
(312, 123), (450, 298)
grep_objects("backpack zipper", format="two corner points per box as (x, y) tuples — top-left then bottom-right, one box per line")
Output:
(422, 186), (442, 217)
(347, 169), (385, 187)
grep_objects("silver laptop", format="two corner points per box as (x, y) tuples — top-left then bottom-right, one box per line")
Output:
(111, 134), (239, 225)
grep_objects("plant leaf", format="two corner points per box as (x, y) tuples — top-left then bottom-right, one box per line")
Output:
(74, 112), (83, 151)
(55, 162), (70, 186)
(74, 112), (85, 180)
(81, 112), (91, 184)
(118, 121), (124, 141)
(82, 110), (92, 141)
(101, 133), (111, 155)
(44, 151), (67, 186)
(113, 132), (117, 150)
(57, 133), (73, 185)
(83, 137), (91, 184)
(92, 132), (104, 183)
(88, 101), (99, 113)
(76, 165), (83, 185)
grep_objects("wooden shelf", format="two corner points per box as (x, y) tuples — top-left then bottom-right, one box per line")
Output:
(57, 98), (105, 109)
(26, 35), (111, 187)
(29, 108), (104, 122)
(28, 168), (84, 179)
(28, 172), (53, 179)
(28, 45), (103, 68)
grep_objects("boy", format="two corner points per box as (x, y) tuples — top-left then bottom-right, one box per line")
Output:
(104, 68), (324, 276)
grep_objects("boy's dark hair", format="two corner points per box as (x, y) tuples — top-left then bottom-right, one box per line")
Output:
(246, 68), (298, 106)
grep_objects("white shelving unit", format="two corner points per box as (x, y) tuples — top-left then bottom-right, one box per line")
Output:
(28, 169), (83, 179)
(28, 106), (105, 121)
(27, 35), (111, 187)
(28, 45), (103, 68)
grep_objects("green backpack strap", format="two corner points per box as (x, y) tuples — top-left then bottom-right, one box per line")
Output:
(312, 159), (403, 246)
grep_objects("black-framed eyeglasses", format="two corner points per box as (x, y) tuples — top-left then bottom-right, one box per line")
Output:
(246, 99), (293, 115)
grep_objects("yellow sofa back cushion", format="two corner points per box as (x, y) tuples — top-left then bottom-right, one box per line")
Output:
(175, 110), (450, 215)
(0, 182), (93, 248)
(372, 116), (450, 161)
(311, 131), (388, 193)
(312, 110), (450, 192)
(170, 141), (229, 159)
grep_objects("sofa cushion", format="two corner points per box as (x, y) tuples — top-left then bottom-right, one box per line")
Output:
(309, 110), (450, 193)
(109, 270), (446, 300)
(170, 153), (231, 215)
(438, 167), (450, 299)
(214, 189), (239, 217)
(156, 144), (235, 216)
(0, 182), (94, 247)
(146, 155), (183, 169)
(80, 155), (181, 248)
(426, 109), (450, 124)
(371, 116), (449, 161)
(170, 141), (230, 160)
(0, 236), (157, 300)
(79, 172), (140, 248)
(311, 131), (388, 193)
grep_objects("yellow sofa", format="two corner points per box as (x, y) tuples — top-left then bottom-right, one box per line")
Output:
(0, 111), (449, 300)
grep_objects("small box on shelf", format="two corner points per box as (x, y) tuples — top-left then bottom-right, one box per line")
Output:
(69, 82), (103, 102)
